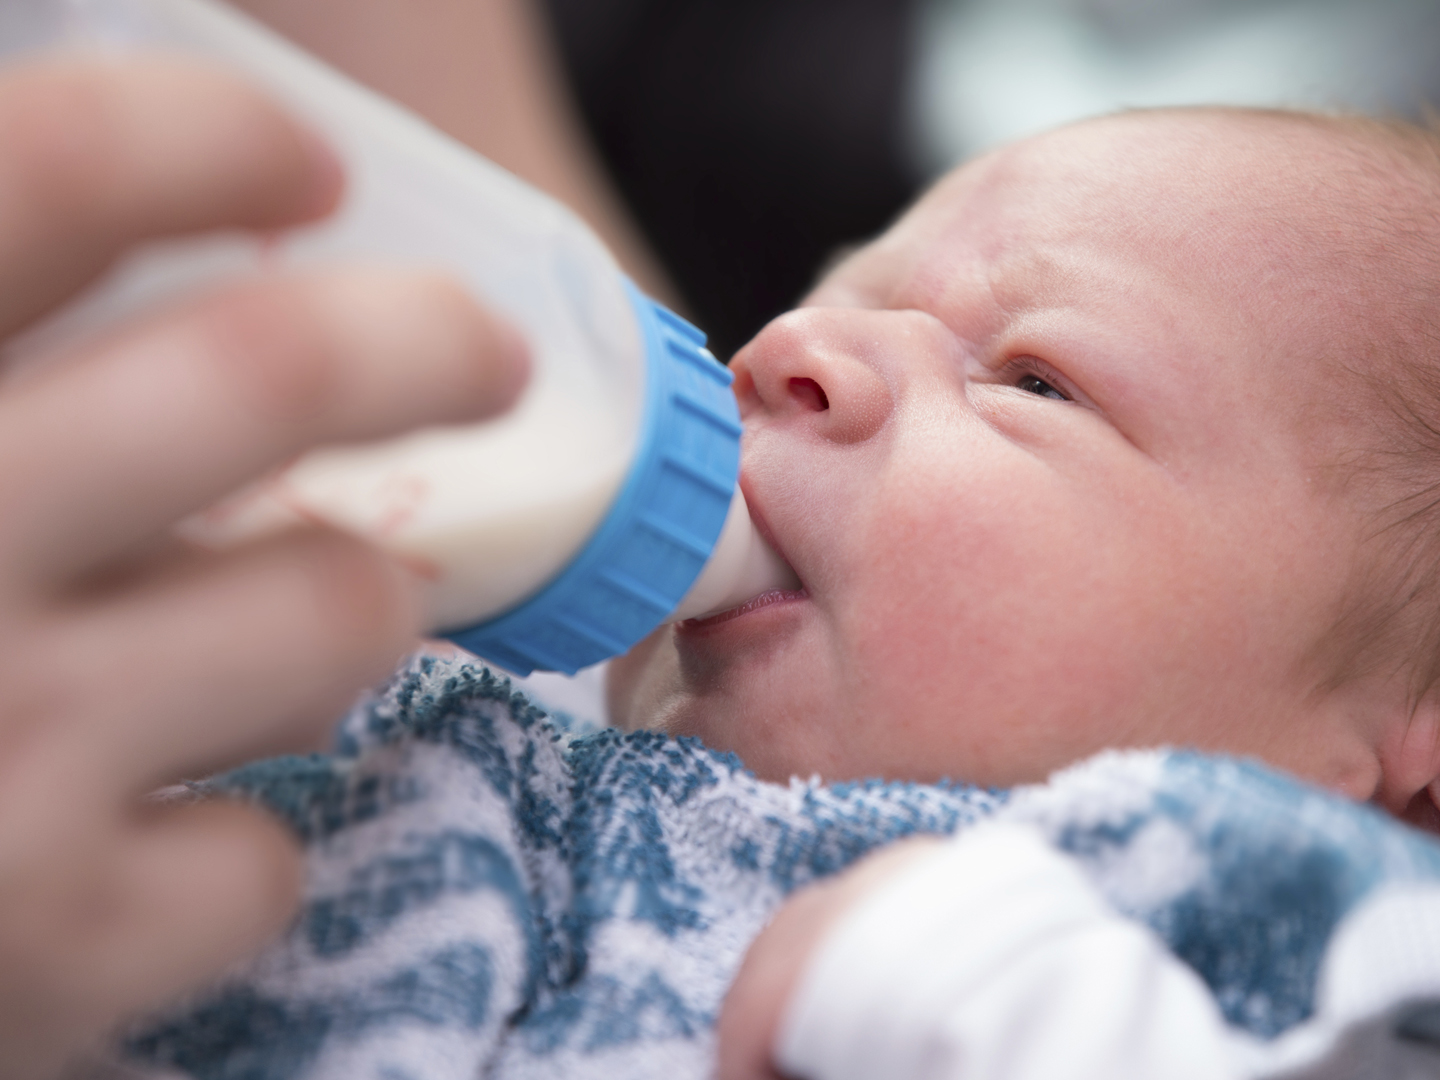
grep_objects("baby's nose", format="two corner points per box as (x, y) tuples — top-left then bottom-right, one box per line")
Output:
(731, 308), (902, 444)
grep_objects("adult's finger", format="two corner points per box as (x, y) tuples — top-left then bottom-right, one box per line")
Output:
(21, 526), (423, 793)
(0, 54), (343, 338)
(0, 266), (528, 586)
(0, 800), (302, 1078)
(105, 801), (305, 1014)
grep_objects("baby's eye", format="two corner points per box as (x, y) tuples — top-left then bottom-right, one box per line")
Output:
(1016, 374), (1068, 401)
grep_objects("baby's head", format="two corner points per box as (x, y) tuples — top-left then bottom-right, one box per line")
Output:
(609, 108), (1440, 823)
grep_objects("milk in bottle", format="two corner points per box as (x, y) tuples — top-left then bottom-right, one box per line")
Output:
(0, 0), (799, 675)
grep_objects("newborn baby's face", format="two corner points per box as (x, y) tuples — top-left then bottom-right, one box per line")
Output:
(610, 112), (1369, 790)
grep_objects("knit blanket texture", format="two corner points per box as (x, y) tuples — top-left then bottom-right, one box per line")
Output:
(120, 653), (1440, 1079)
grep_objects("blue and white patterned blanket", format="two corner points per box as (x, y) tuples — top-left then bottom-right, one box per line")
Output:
(121, 652), (1440, 1079)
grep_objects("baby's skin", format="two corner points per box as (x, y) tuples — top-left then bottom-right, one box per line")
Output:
(613, 111), (1440, 1077)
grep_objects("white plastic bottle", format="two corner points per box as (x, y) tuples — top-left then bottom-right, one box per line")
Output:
(0, 0), (798, 674)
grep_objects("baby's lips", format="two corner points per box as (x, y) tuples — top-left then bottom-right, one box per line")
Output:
(678, 585), (807, 630)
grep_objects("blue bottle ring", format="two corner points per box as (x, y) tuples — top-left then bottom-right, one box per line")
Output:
(446, 284), (741, 675)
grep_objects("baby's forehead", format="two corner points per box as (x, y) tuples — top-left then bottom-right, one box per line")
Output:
(875, 113), (1430, 338)
(944, 115), (1365, 251)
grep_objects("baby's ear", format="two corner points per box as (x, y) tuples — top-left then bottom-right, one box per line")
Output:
(1373, 691), (1440, 834)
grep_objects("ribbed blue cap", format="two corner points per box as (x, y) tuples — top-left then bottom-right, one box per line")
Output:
(445, 284), (741, 675)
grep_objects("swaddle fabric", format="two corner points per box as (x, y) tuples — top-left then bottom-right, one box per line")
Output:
(122, 652), (1440, 1079)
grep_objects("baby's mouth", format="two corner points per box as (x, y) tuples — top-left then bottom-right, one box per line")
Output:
(668, 487), (801, 622)
(677, 585), (808, 630)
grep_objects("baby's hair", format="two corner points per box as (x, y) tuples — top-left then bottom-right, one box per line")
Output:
(1281, 110), (1440, 701)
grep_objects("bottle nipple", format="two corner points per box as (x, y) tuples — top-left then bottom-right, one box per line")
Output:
(670, 488), (801, 622)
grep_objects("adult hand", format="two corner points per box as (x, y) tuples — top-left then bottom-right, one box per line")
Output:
(0, 55), (526, 1078)
(716, 837), (946, 1080)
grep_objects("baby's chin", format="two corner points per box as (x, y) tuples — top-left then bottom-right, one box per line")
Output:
(604, 628), (827, 778)
(606, 671), (893, 787)
(606, 612), (1002, 782)
(604, 632), (739, 746)
(605, 627), (675, 732)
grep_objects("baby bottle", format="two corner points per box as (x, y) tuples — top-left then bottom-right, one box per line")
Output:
(0, 0), (798, 674)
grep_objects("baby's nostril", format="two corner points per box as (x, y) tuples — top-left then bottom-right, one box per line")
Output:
(789, 377), (829, 411)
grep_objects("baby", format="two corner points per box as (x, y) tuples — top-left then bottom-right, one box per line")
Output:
(612, 105), (1440, 819)
(608, 105), (1440, 1077)
(5, 49), (1440, 1078)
